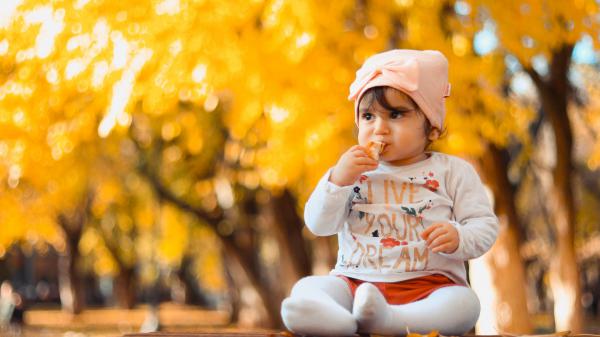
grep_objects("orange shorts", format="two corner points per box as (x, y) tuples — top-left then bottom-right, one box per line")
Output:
(338, 274), (459, 305)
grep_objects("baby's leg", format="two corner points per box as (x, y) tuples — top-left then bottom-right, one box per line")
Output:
(353, 283), (480, 335)
(281, 275), (356, 336)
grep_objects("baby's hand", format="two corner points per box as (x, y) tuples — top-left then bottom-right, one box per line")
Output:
(420, 223), (459, 254)
(329, 145), (379, 186)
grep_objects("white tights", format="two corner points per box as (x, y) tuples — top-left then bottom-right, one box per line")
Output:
(281, 275), (480, 336)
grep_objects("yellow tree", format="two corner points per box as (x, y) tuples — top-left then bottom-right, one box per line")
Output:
(463, 0), (600, 332)
(4, 0), (598, 329)
(0, 95), (99, 313)
(0, 0), (324, 324)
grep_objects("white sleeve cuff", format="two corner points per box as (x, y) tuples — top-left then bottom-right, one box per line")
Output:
(322, 169), (355, 200)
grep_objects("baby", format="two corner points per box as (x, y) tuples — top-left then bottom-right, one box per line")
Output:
(281, 49), (499, 336)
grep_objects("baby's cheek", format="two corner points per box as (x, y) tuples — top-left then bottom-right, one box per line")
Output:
(357, 134), (370, 147)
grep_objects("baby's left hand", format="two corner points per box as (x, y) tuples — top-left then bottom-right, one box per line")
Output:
(420, 223), (459, 254)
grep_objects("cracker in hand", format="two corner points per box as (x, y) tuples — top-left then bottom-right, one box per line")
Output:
(366, 141), (386, 160)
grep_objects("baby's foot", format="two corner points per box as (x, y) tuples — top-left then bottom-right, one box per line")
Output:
(281, 297), (357, 336)
(352, 283), (392, 333)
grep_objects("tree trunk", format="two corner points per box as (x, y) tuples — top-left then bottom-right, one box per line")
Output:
(136, 139), (288, 328)
(527, 45), (582, 332)
(268, 189), (312, 294)
(220, 230), (283, 328)
(223, 250), (241, 324)
(472, 144), (532, 334)
(56, 191), (93, 314)
(547, 126), (582, 332)
(177, 254), (210, 306)
(114, 266), (137, 309)
(96, 218), (140, 309)
(58, 234), (84, 314)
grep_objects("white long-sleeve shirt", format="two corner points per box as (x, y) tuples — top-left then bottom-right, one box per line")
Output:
(304, 152), (499, 286)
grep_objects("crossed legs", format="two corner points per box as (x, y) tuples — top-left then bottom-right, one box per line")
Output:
(281, 276), (480, 336)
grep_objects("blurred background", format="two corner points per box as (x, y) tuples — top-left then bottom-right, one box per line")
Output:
(1, 0), (600, 336)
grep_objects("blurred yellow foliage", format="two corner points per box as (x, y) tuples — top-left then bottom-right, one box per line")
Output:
(0, 0), (598, 294)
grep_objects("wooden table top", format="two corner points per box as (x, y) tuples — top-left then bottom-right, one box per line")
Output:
(123, 332), (600, 337)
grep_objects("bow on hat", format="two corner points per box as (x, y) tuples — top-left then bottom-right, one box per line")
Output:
(348, 58), (420, 101)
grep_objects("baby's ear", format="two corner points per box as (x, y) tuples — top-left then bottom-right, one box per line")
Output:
(428, 128), (440, 141)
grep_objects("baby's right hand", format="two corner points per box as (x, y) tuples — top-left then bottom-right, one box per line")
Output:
(329, 145), (379, 186)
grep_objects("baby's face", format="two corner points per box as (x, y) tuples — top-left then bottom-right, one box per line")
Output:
(357, 88), (433, 166)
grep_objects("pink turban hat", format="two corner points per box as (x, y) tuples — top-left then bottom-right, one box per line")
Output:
(348, 49), (451, 130)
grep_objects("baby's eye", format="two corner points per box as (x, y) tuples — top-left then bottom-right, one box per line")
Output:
(361, 112), (374, 121)
(390, 110), (407, 119)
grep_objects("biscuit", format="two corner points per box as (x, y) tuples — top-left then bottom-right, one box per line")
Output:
(366, 141), (386, 160)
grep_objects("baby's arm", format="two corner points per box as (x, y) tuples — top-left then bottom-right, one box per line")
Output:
(305, 145), (378, 236)
(304, 169), (355, 236)
(440, 160), (499, 260)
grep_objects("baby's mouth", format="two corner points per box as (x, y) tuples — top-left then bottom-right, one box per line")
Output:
(379, 143), (388, 153)
(369, 141), (386, 156)
(374, 141), (387, 154)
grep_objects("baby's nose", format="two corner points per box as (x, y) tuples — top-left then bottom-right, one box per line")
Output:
(374, 119), (390, 134)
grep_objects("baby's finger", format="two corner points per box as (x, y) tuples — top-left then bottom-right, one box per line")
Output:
(429, 235), (451, 250)
(352, 151), (371, 159)
(356, 161), (379, 169)
(347, 146), (365, 155)
(353, 157), (379, 166)
(421, 223), (441, 240)
(432, 242), (455, 253)
(351, 145), (367, 153)
(354, 146), (373, 155)
(425, 227), (446, 246)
